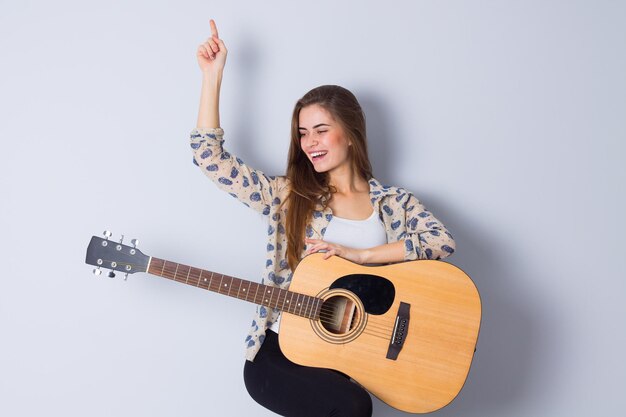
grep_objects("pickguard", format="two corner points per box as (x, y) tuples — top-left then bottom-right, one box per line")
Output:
(329, 274), (395, 315)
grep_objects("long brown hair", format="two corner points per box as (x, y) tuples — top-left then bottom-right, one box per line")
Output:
(284, 85), (373, 271)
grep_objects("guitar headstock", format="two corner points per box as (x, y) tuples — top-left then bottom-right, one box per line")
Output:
(85, 231), (150, 279)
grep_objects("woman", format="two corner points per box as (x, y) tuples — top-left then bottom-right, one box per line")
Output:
(191, 19), (456, 417)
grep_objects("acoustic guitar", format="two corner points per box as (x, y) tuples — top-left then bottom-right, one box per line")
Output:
(85, 232), (481, 414)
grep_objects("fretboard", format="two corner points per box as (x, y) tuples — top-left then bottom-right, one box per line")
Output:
(147, 257), (321, 319)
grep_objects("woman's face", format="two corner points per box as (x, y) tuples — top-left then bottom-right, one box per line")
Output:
(298, 104), (351, 174)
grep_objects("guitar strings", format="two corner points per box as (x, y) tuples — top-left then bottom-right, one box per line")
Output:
(311, 308), (392, 333)
(154, 263), (395, 338)
(315, 311), (393, 335)
(315, 308), (393, 334)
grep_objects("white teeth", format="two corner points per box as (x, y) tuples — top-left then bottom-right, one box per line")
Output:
(311, 151), (327, 158)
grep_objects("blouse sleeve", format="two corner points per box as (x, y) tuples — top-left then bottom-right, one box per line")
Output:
(190, 127), (283, 216)
(401, 193), (456, 261)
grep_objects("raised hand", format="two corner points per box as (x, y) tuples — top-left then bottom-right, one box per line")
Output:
(197, 19), (228, 74)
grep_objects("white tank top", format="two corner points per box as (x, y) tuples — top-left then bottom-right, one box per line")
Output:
(322, 209), (388, 251)
(269, 209), (387, 333)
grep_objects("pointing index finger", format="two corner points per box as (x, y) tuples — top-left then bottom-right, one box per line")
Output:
(210, 19), (219, 38)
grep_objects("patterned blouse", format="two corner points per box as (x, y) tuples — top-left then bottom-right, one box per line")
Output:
(190, 127), (456, 361)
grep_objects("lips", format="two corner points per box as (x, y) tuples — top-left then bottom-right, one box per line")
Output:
(309, 151), (328, 162)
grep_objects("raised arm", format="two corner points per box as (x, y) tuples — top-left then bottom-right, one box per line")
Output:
(191, 20), (285, 215)
(196, 19), (226, 129)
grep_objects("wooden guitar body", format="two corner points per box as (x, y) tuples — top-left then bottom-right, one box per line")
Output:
(279, 254), (481, 414)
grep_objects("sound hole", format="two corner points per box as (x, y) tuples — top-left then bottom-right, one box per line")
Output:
(319, 295), (360, 334)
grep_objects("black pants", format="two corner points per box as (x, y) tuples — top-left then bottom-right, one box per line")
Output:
(243, 330), (373, 417)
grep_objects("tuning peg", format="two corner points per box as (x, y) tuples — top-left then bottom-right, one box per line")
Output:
(93, 267), (102, 276)
(118, 234), (125, 244)
(131, 238), (139, 248)
(124, 273), (129, 281)
(103, 230), (112, 240)
(108, 271), (116, 278)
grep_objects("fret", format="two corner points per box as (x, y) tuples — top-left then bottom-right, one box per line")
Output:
(160, 258), (165, 276)
(280, 289), (288, 312)
(185, 265), (191, 284)
(147, 258), (157, 275)
(174, 263), (183, 282)
(283, 291), (289, 314)
(301, 294), (307, 316)
(229, 277), (236, 295)
(312, 297), (318, 319)
(305, 296), (310, 317)
(308, 297), (315, 319)
(233, 278), (242, 300)
(268, 287), (276, 309)
(245, 282), (252, 302)
(198, 269), (205, 288)
(207, 273), (214, 291)
(225, 276), (232, 297)
(311, 297), (317, 318)
(218, 274), (224, 294)
(235, 278), (242, 300)
(294, 293), (301, 316)
(198, 268), (206, 288)
(206, 271), (213, 289)
(305, 295), (312, 319)
(254, 283), (260, 305)
(162, 260), (173, 279)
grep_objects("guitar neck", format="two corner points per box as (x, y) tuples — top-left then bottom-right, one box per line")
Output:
(148, 257), (321, 319)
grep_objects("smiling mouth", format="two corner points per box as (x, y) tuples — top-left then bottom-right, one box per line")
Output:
(310, 151), (328, 162)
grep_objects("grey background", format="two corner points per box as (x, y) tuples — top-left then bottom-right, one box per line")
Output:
(1, 0), (625, 416)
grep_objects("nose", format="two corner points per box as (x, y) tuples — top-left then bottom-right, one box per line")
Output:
(302, 135), (318, 149)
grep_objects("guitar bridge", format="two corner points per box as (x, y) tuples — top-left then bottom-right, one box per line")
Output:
(386, 302), (410, 360)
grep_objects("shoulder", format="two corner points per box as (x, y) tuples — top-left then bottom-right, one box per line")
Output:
(369, 177), (414, 204)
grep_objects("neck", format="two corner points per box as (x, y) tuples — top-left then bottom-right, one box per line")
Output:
(328, 165), (368, 195)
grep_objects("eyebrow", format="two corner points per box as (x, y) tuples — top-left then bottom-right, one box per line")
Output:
(298, 123), (330, 130)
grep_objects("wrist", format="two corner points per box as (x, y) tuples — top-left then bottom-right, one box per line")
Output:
(359, 249), (371, 265)
(202, 69), (223, 83)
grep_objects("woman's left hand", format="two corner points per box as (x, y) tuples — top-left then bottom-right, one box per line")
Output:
(305, 238), (366, 264)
